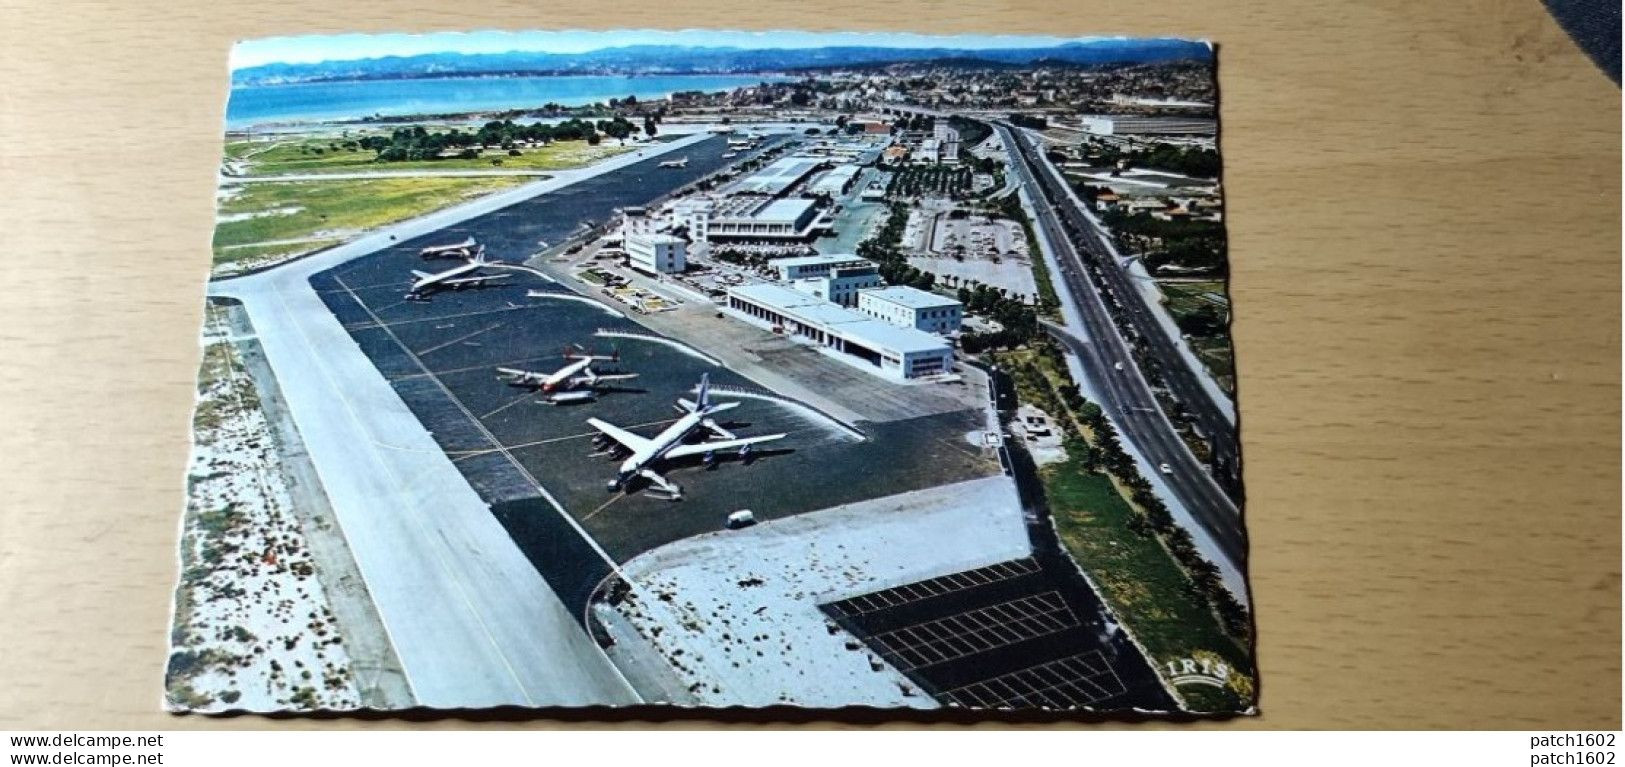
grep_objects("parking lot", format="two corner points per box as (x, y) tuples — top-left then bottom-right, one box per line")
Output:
(821, 557), (1174, 711)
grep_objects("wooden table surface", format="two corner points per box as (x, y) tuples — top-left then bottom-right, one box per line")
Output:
(0, 0), (1617, 730)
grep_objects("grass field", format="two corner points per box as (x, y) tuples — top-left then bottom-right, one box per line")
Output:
(1000, 346), (1254, 713)
(1159, 280), (1235, 394)
(1042, 461), (1252, 712)
(211, 176), (527, 269)
(223, 135), (634, 176)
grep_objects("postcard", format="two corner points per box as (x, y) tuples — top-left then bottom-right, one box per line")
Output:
(168, 28), (1252, 715)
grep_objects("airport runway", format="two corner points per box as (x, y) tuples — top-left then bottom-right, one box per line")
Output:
(203, 134), (719, 708)
(207, 131), (999, 707)
(997, 123), (1248, 573)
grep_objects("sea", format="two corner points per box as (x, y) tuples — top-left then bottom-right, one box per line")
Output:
(224, 74), (788, 129)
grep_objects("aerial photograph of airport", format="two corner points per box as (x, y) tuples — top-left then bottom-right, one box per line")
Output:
(167, 28), (1252, 716)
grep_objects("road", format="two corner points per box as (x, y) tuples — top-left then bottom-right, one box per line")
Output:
(1001, 124), (1242, 499)
(995, 123), (1248, 571)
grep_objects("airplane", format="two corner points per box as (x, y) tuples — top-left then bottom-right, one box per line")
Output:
(658, 156), (689, 169)
(405, 252), (509, 300)
(586, 374), (786, 500)
(721, 151), (739, 159)
(418, 237), (478, 260)
(495, 345), (638, 405)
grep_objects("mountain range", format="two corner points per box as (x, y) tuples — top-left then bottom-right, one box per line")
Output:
(232, 39), (1211, 86)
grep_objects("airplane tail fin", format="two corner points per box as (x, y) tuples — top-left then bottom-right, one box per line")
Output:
(565, 343), (619, 362)
(696, 373), (711, 409)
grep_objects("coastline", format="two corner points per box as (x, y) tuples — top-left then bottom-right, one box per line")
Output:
(225, 72), (791, 131)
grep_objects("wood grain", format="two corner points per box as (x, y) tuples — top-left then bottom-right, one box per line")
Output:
(0, 0), (1617, 729)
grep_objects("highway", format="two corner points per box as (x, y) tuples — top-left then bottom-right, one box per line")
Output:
(995, 123), (1248, 570)
(1002, 125), (1243, 500)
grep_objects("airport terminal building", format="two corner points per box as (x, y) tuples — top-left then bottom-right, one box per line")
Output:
(728, 156), (826, 197)
(808, 165), (863, 197)
(724, 283), (954, 381)
(701, 197), (824, 243)
(774, 254), (882, 307)
(1077, 115), (1218, 136)
(625, 233), (687, 275)
(858, 285), (963, 334)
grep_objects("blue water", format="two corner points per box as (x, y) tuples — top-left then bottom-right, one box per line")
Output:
(225, 74), (786, 128)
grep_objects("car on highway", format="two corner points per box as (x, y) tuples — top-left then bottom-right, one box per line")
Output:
(1158, 463), (1173, 475)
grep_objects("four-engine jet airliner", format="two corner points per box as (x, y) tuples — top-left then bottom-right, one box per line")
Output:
(587, 374), (786, 500)
(496, 346), (638, 405)
(418, 237), (479, 260)
(405, 252), (508, 300)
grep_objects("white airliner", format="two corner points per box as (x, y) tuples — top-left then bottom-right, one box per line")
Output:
(657, 156), (689, 168)
(418, 237), (478, 260)
(405, 252), (508, 300)
(587, 374), (786, 500)
(496, 346), (638, 405)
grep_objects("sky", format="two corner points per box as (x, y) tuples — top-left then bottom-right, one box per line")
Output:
(231, 29), (1125, 70)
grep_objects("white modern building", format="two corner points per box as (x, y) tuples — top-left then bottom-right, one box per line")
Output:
(728, 156), (826, 197)
(1078, 115), (1218, 137)
(858, 285), (963, 334)
(771, 254), (872, 281)
(669, 199), (711, 242)
(772, 255), (882, 307)
(619, 206), (660, 239)
(625, 233), (687, 275)
(933, 122), (961, 164)
(725, 283), (954, 381)
(914, 138), (942, 164)
(807, 165), (862, 197)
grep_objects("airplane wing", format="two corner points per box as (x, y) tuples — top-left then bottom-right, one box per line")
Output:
(701, 418), (736, 440)
(411, 270), (434, 280)
(569, 373), (637, 387)
(587, 418), (654, 453)
(443, 274), (509, 286)
(663, 434), (786, 460)
(679, 397), (738, 414)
